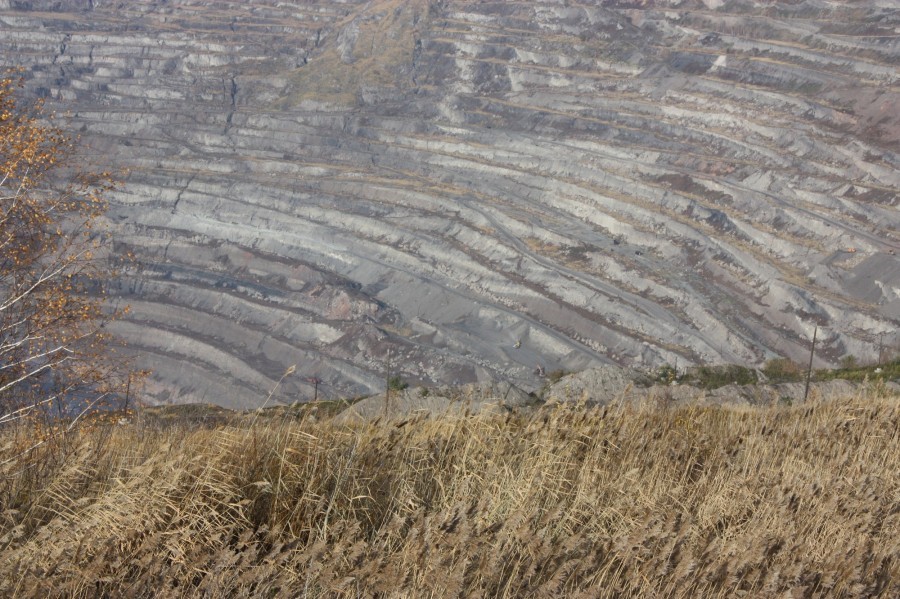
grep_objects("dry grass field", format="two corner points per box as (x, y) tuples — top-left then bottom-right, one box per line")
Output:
(1, 386), (898, 598)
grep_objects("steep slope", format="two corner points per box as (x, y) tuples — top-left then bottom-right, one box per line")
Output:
(1, 0), (897, 406)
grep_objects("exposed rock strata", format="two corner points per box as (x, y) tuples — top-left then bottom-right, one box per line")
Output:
(1, 0), (897, 406)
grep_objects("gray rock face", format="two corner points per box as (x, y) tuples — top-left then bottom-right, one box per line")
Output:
(333, 380), (533, 424)
(2, 0), (898, 407)
(543, 367), (653, 404)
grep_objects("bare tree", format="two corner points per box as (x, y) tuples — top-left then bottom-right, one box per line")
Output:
(0, 72), (136, 423)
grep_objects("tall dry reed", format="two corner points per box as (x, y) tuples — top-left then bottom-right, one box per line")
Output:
(0, 387), (897, 597)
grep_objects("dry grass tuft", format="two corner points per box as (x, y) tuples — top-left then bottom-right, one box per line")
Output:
(1, 387), (898, 597)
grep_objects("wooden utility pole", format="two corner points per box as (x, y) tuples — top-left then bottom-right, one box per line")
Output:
(123, 372), (132, 412)
(303, 377), (321, 402)
(384, 347), (392, 419)
(803, 325), (817, 402)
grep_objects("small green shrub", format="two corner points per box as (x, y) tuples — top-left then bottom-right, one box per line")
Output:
(683, 364), (758, 390)
(387, 376), (408, 391)
(656, 364), (678, 384)
(762, 358), (803, 383)
(840, 355), (858, 369)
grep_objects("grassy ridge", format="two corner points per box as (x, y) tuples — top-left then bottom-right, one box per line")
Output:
(1, 388), (898, 597)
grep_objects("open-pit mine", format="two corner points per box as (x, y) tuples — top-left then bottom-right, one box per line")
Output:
(1, 0), (897, 407)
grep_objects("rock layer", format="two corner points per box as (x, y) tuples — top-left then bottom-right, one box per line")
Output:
(1, 0), (897, 407)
